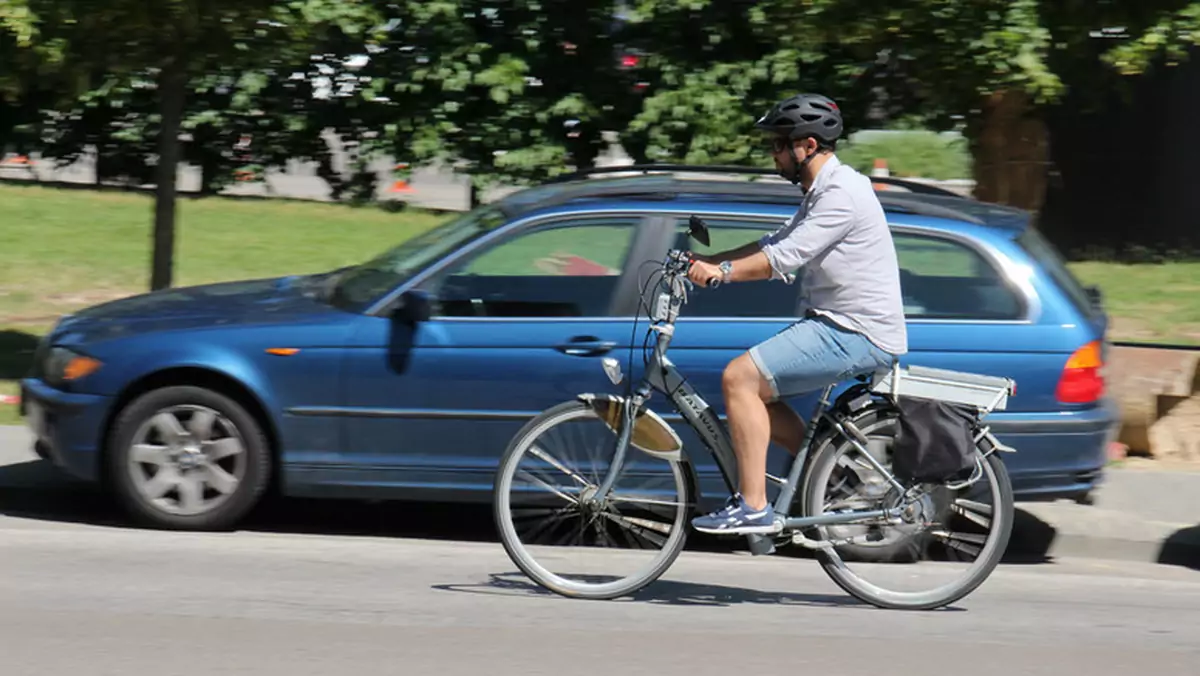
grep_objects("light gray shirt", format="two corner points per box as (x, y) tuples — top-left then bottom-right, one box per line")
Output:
(757, 155), (909, 355)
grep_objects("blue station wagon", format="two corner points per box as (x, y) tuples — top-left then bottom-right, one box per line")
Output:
(19, 167), (1119, 533)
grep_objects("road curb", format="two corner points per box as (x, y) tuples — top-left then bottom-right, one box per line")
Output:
(1008, 527), (1200, 568)
(1007, 497), (1200, 569)
(1, 424), (1198, 570)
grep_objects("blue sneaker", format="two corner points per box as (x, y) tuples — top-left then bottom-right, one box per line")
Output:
(691, 493), (778, 535)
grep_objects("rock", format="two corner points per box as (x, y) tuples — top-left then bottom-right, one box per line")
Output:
(1147, 394), (1200, 463)
(1105, 346), (1200, 455)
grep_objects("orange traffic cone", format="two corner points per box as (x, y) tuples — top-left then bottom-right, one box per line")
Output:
(391, 162), (414, 193)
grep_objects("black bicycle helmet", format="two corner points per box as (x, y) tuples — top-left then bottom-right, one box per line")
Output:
(754, 93), (843, 144)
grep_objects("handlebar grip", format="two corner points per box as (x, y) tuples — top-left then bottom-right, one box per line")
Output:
(685, 257), (721, 288)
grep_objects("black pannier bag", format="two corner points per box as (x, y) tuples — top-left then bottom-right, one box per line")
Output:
(891, 396), (978, 483)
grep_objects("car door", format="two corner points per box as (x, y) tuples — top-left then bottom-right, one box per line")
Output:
(334, 212), (655, 497)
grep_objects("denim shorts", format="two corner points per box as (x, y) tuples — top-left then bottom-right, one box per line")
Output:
(748, 313), (897, 400)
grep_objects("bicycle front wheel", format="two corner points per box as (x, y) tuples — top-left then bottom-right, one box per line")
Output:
(493, 400), (695, 600)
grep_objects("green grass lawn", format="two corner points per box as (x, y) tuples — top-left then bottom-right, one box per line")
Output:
(1069, 261), (1200, 345)
(0, 182), (450, 425)
(0, 180), (1196, 427)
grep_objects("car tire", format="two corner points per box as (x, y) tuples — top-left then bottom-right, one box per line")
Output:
(106, 385), (271, 531)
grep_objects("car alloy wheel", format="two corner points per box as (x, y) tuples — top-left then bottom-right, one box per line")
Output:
(107, 385), (271, 530)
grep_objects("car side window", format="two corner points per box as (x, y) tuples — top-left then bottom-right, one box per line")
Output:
(669, 217), (802, 318)
(421, 216), (639, 318)
(894, 232), (1024, 320)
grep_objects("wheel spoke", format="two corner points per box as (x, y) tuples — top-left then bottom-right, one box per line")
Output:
(951, 498), (993, 529)
(203, 464), (239, 495)
(528, 444), (593, 488)
(188, 410), (217, 441)
(600, 510), (669, 548)
(177, 475), (205, 512)
(606, 494), (683, 508)
(930, 529), (986, 558)
(130, 444), (169, 466)
(203, 438), (242, 461)
(141, 467), (180, 499)
(516, 468), (579, 505)
(150, 412), (186, 443)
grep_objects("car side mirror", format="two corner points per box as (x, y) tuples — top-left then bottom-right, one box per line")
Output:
(392, 289), (432, 324)
(687, 215), (711, 247)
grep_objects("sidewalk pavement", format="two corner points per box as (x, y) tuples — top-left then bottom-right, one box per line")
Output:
(1, 424), (1197, 568)
(1010, 463), (1200, 567)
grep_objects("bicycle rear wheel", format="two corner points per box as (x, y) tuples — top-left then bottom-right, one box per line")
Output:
(801, 408), (1014, 610)
(493, 400), (694, 600)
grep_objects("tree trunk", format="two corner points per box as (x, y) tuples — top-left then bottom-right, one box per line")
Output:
(969, 89), (1050, 214)
(151, 63), (187, 291)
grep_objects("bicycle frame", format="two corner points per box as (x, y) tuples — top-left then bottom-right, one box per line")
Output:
(585, 255), (911, 549)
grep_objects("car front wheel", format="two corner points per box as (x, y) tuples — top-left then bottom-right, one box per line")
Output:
(106, 385), (271, 530)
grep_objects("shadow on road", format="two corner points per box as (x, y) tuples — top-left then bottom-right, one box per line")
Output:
(1003, 507), (1060, 564)
(1159, 524), (1200, 570)
(430, 571), (957, 611)
(0, 455), (1074, 569)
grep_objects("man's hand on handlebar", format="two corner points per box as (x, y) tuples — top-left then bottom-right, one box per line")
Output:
(687, 258), (723, 288)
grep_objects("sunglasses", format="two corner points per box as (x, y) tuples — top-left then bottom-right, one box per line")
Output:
(766, 136), (790, 153)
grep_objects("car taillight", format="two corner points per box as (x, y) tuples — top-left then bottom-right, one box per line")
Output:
(1056, 340), (1105, 403)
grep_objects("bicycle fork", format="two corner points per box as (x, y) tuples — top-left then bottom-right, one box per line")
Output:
(586, 392), (642, 508)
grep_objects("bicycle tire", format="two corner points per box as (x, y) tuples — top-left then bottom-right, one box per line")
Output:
(492, 400), (695, 600)
(801, 408), (1015, 610)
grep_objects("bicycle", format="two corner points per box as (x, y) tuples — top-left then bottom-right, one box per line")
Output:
(492, 215), (1018, 611)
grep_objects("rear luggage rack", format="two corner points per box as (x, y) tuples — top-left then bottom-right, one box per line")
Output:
(871, 363), (1016, 414)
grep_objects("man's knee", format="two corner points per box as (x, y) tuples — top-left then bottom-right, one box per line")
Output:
(723, 353), (774, 401)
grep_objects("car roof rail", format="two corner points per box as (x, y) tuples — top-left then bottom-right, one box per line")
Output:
(867, 176), (970, 198)
(511, 174), (989, 225)
(549, 163), (780, 183)
(554, 164), (971, 199)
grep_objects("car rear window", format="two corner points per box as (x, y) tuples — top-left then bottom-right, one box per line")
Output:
(1016, 227), (1098, 319)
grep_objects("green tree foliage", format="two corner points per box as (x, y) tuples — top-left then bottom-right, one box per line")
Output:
(350, 1), (649, 199)
(2, 1), (383, 290)
(618, 1), (1200, 178)
(5, 0), (1200, 247)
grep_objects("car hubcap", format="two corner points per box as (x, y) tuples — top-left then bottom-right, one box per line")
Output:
(127, 405), (246, 517)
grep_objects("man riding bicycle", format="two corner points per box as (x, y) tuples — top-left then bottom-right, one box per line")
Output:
(687, 93), (909, 535)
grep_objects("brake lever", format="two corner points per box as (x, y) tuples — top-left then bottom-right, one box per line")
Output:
(683, 254), (722, 288)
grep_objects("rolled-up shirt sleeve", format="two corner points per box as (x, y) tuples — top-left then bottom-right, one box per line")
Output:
(757, 185), (856, 283)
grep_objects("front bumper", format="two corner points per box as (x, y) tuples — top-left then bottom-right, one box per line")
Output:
(19, 378), (112, 482)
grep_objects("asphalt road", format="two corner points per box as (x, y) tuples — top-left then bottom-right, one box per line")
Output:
(1, 431), (1199, 676)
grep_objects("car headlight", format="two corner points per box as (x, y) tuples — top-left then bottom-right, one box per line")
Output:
(44, 347), (103, 385)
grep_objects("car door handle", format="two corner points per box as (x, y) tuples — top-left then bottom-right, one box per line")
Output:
(555, 336), (617, 357)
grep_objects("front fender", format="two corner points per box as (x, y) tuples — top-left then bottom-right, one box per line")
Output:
(576, 393), (684, 462)
(95, 340), (280, 415)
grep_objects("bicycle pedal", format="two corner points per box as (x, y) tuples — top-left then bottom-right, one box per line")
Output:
(746, 533), (776, 556)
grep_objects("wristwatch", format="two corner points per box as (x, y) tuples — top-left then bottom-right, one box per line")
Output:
(718, 260), (734, 283)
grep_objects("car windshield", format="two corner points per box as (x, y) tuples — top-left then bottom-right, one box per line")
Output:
(328, 205), (508, 311)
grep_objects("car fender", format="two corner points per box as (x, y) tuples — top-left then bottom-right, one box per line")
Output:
(100, 339), (280, 417)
